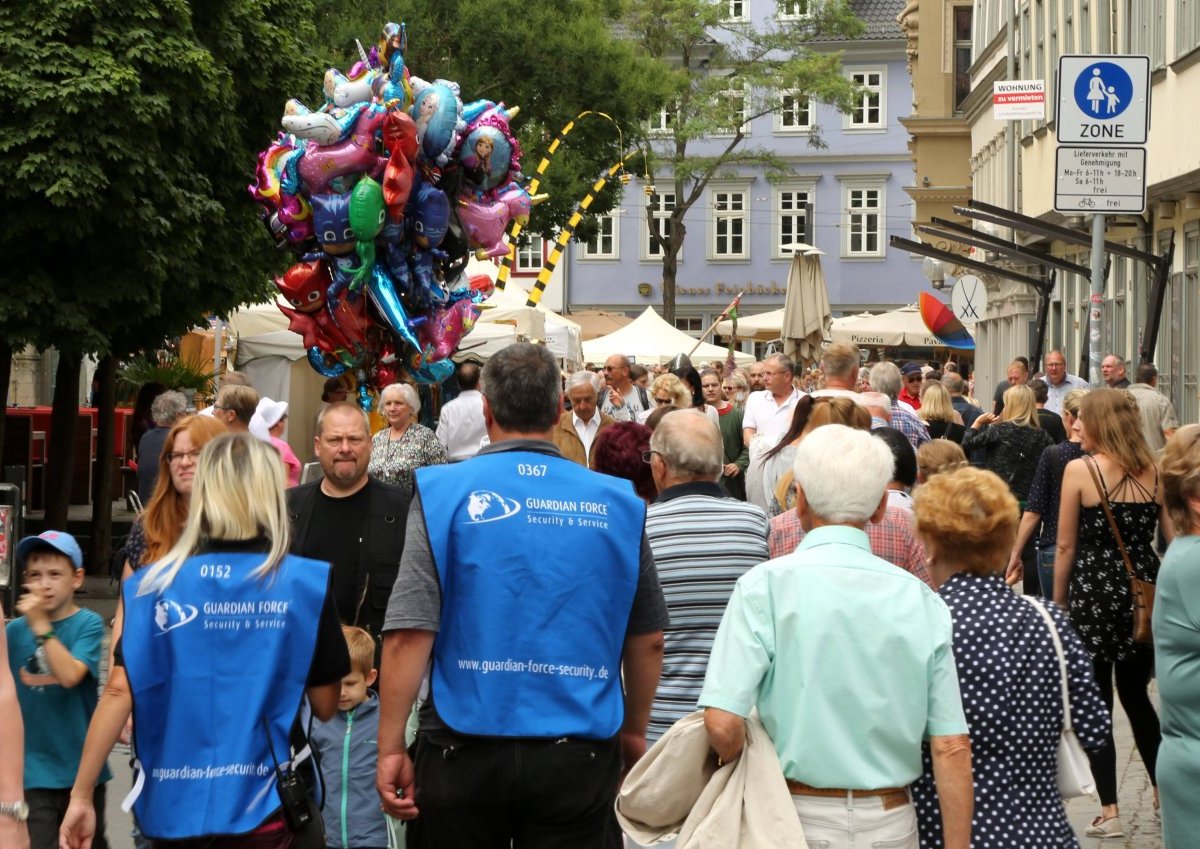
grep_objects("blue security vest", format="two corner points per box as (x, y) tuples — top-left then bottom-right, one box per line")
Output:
(121, 552), (329, 840)
(417, 449), (644, 739)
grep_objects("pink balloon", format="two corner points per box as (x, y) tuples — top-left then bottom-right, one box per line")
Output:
(418, 300), (481, 362)
(298, 106), (388, 194)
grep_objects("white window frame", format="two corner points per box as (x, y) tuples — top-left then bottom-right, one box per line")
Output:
(841, 180), (886, 259)
(773, 182), (816, 259)
(775, 90), (814, 133)
(514, 234), (544, 273)
(844, 67), (886, 130)
(777, 0), (811, 21)
(580, 213), (619, 260)
(713, 81), (751, 136)
(642, 191), (677, 261)
(648, 103), (676, 137)
(708, 186), (750, 261)
(726, 0), (747, 22)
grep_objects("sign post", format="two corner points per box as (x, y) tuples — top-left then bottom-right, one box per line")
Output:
(1055, 54), (1150, 384)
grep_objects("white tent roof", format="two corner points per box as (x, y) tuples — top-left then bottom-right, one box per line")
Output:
(582, 307), (755, 367)
(478, 283), (583, 364)
(452, 322), (517, 362)
(714, 308), (785, 341)
(829, 305), (971, 348)
(227, 300), (308, 361)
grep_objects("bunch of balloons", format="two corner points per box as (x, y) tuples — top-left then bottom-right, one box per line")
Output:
(249, 22), (544, 404)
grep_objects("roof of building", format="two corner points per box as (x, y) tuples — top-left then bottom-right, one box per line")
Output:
(821, 0), (905, 41)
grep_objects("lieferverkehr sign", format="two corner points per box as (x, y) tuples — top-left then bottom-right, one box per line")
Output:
(994, 80), (1046, 120)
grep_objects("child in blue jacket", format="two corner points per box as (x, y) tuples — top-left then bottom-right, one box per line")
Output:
(311, 626), (389, 849)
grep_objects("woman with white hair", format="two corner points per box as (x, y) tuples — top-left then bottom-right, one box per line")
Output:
(368, 382), (447, 491)
(60, 434), (349, 849)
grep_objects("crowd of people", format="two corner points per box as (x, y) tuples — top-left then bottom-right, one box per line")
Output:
(1, 338), (1197, 849)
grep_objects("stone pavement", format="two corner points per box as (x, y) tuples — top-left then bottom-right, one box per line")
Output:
(77, 577), (1165, 849)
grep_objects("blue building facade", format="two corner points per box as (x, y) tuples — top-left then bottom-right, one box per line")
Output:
(554, 0), (925, 333)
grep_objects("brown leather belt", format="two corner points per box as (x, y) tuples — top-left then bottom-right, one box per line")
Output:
(786, 781), (910, 811)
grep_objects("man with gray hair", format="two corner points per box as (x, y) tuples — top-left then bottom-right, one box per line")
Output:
(135, 390), (189, 503)
(553, 370), (615, 467)
(941, 372), (982, 428)
(1101, 353), (1131, 388)
(811, 342), (863, 401)
(643, 409), (768, 742)
(377, 343), (667, 847)
(701, 425), (972, 849)
(869, 362), (930, 451)
(1127, 362), (1179, 452)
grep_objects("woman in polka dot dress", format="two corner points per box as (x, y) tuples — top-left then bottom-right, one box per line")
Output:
(911, 466), (1110, 847)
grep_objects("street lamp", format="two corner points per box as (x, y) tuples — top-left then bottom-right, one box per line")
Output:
(922, 256), (946, 291)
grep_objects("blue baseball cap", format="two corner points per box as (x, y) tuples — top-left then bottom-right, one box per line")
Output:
(17, 530), (83, 570)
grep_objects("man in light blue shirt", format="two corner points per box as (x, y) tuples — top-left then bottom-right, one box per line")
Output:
(1042, 350), (1088, 414)
(700, 425), (973, 849)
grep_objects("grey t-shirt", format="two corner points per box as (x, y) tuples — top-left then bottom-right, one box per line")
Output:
(382, 439), (669, 636)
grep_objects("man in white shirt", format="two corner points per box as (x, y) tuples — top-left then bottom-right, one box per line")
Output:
(1042, 350), (1088, 414)
(742, 354), (803, 513)
(600, 354), (653, 422)
(436, 362), (487, 460)
(552, 371), (614, 468)
(742, 354), (803, 448)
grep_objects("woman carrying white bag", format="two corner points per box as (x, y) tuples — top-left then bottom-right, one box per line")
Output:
(909, 467), (1111, 848)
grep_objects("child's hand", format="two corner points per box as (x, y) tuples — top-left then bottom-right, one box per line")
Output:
(16, 590), (49, 631)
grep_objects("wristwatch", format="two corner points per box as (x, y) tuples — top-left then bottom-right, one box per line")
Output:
(0, 801), (28, 822)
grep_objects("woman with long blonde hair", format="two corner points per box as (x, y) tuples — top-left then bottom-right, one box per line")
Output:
(1055, 388), (1167, 837)
(62, 435), (350, 849)
(918, 382), (965, 443)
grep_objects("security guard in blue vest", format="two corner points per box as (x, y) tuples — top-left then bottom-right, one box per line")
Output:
(377, 343), (668, 848)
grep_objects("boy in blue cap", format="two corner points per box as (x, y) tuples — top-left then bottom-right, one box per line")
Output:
(6, 531), (110, 849)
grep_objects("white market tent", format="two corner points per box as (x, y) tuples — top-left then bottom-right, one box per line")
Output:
(226, 300), (328, 461)
(477, 284), (583, 364)
(452, 321), (518, 363)
(714, 308), (785, 341)
(829, 304), (971, 348)
(582, 307), (756, 367)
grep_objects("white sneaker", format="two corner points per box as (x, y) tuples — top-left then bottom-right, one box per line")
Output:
(1085, 816), (1124, 838)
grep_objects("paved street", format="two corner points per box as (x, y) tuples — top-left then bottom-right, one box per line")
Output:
(78, 577), (1165, 848)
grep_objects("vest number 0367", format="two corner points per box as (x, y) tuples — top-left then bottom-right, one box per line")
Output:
(517, 464), (548, 477)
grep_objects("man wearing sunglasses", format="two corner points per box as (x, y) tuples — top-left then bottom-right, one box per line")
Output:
(600, 354), (653, 422)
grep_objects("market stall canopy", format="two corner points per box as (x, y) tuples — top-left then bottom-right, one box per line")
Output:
(829, 305), (972, 348)
(452, 322), (518, 363)
(478, 283), (583, 364)
(714, 307), (784, 341)
(563, 309), (635, 341)
(582, 307), (755, 367)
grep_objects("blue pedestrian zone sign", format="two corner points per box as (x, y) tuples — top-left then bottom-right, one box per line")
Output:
(1074, 62), (1133, 119)
(1056, 55), (1149, 145)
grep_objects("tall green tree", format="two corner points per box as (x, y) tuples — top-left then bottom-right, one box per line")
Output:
(624, 0), (865, 322)
(0, 0), (321, 531)
(311, 0), (671, 240)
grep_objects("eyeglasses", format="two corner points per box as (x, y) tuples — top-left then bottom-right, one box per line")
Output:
(641, 450), (660, 464)
(654, 396), (672, 404)
(905, 375), (923, 382)
(167, 449), (202, 464)
(211, 405), (225, 412)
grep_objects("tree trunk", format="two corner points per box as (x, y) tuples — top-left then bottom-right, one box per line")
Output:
(660, 217), (687, 325)
(90, 355), (117, 575)
(44, 351), (82, 529)
(0, 338), (11, 468)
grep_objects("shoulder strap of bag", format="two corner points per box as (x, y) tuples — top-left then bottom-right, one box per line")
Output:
(637, 385), (649, 409)
(1084, 457), (1137, 580)
(1022, 596), (1074, 732)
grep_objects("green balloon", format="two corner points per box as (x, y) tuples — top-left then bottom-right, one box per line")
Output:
(349, 177), (386, 291)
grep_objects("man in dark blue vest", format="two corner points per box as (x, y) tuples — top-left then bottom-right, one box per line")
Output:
(377, 342), (668, 848)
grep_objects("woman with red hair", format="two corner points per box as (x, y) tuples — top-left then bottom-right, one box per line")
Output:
(592, 421), (656, 503)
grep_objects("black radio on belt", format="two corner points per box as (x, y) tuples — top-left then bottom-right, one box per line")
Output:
(275, 765), (314, 830)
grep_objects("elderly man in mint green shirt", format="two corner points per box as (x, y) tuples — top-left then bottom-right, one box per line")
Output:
(701, 425), (973, 849)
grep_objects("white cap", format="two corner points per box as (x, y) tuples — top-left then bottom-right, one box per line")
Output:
(249, 397), (288, 441)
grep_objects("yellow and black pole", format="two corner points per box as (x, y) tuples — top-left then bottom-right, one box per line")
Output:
(496, 111), (623, 291)
(525, 150), (642, 307)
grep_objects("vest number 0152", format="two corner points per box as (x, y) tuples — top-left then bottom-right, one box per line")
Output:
(517, 464), (548, 477)
(199, 563), (232, 579)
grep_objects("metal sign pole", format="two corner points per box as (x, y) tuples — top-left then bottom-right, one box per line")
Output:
(1088, 214), (1107, 386)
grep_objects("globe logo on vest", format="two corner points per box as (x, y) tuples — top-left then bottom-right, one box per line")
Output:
(466, 490), (522, 523)
(154, 599), (199, 634)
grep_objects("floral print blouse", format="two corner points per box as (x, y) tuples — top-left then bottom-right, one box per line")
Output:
(368, 423), (448, 492)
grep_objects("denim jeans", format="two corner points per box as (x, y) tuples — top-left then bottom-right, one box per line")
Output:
(1036, 546), (1056, 600)
(791, 792), (917, 849)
